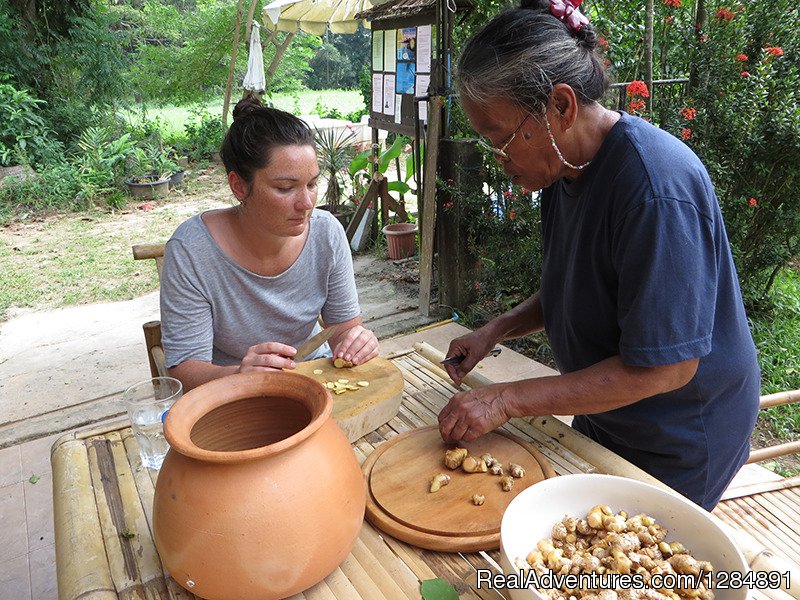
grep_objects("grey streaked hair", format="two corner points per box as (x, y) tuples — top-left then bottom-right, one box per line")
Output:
(457, 2), (609, 115)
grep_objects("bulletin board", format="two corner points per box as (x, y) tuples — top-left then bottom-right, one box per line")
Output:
(369, 22), (434, 136)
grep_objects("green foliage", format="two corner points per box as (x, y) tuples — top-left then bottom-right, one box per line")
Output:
(74, 127), (136, 189)
(439, 154), (543, 310)
(0, 78), (57, 168)
(183, 110), (224, 161)
(307, 43), (351, 90)
(306, 25), (370, 90)
(311, 98), (344, 120)
(750, 267), (800, 437)
(672, 1), (800, 307)
(0, 1), (127, 146)
(0, 164), (87, 221)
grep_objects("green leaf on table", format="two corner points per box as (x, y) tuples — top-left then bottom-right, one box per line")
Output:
(420, 578), (459, 600)
(28, 474), (40, 484)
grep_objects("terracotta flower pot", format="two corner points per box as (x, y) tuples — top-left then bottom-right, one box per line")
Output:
(153, 371), (366, 600)
(382, 222), (418, 260)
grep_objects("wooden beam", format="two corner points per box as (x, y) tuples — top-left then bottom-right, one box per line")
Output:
(345, 179), (380, 242)
(267, 31), (295, 81)
(760, 389), (800, 409)
(417, 97), (442, 316)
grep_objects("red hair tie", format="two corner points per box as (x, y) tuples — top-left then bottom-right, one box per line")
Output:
(549, 0), (589, 32)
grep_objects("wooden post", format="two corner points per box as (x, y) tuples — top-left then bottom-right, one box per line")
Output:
(221, 0), (245, 132)
(345, 179), (380, 242)
(417, 97), (442, 316)
(437, 139), (482, 310)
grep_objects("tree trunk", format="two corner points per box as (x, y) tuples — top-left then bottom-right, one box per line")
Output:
(644, 0), (654, 113)
(689, 0), (708, 93)
(221, 0), (245, 132)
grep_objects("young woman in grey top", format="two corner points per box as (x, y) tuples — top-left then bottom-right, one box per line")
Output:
(160, 97), (379, 391)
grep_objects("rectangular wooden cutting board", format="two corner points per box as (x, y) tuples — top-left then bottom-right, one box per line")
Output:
(294, 356), (405, 442)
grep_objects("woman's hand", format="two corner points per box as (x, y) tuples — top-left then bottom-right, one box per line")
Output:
(443, 328), (499, 386)
(238, 342), (298, 372)
(332, 324), (379, 365)
(438, 384), (515, 442)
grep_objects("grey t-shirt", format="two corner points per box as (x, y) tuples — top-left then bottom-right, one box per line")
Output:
(160, 209), (361, 368)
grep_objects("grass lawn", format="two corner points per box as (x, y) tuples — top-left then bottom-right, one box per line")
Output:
(123, 89), (365, 139)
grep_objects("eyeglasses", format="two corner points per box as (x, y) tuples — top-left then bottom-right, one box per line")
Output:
(477, 113), (532, 160)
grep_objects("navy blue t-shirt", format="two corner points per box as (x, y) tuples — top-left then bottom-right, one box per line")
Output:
(539, 112), (760, 510)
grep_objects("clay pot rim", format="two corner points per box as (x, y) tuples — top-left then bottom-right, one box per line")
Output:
(163, 371), (332, 463)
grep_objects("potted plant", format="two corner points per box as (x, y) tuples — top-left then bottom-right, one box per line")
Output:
(315, 126), (357, 228)
(125, 144), (179, 200)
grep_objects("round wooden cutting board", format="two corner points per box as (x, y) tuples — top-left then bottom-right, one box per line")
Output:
(363, 426), (556, 552)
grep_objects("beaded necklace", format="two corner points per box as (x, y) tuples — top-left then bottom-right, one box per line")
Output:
(545, 116), (591, 171)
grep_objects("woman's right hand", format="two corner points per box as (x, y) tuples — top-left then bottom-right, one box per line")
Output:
(443, 327), (499, 386)
(238, 342), (298, 372)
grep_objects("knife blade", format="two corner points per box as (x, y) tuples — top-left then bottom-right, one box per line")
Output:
(441, 347), (502, 366)
(294, 325), (338, 362)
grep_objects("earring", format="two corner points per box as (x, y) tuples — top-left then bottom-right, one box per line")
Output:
(523, 132), (532, 140)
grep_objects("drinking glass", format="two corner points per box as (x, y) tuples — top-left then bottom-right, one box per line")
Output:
(123, 376), (183, 469)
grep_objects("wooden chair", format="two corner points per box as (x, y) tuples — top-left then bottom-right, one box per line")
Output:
(132, 243), (168, 378)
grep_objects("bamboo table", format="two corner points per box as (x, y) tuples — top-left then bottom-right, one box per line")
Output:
(52, 344), (798, 600)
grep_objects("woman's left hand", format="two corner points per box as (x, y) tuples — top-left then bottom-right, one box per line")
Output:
(438, 384), (515, 443)
(332, 324), (379, 366)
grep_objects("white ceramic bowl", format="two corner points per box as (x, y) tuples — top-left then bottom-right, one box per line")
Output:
(499, 474), (748, 600)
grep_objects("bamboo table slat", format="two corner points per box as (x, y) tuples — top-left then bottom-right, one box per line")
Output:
(52, 348), (800, 600)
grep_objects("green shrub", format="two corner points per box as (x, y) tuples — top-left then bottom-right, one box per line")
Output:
(184, 110), (224, 161)
(673, 1), (800, 308)
(0, 164), (86, 220)
(73, 127), (136, 189)
(0, 78), (64, 169)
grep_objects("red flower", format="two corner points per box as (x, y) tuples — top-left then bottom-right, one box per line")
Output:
(627, 98), (646, 113)
(445, 178), (455, 185)
(665, 15), (675, 24)
(741, 71), (751, 78)
(503, 190), (512, 198)
(735, 53), (748, 62)
(626, 80), (650, 98)
(715, 7), (735, 20)
(748, 197), (758, 207)
(509, 210), (517, 220)
(597, 36), (609, 50)
(765, 46), (784, 57)
(680, 107), (697, 120)
(699, 34), (709, 42)
(443, 201), (455, 209)
(662, 0), (681, 6)
(681, 128), (693, 141)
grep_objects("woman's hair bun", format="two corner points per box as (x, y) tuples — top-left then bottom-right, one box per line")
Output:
(232, 96), (263, 121)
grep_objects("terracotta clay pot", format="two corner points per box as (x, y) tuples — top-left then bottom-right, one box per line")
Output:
(153, 371), (366, 600)
(382, 222), (418, 260)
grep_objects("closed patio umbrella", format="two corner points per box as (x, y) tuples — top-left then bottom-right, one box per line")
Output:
(242, 22), (266, 93)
